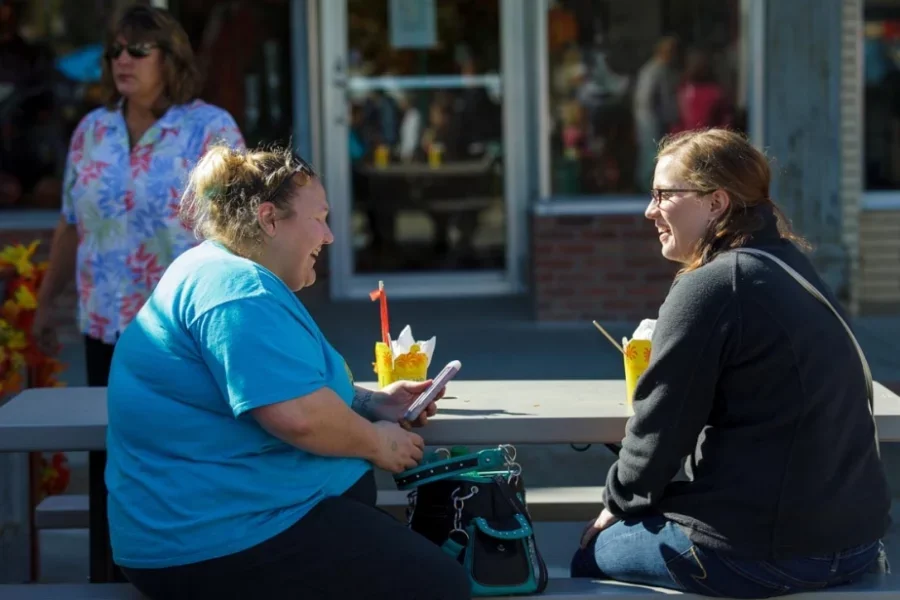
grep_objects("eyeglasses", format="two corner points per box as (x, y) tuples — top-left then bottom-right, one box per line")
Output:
(106, 42), (159, 60)
(650, 188), (715, 205)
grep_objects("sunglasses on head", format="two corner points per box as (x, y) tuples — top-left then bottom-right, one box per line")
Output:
(290, 155), (317, 179)
(106, 42), (159, 60)
(267, 155), (318, 203)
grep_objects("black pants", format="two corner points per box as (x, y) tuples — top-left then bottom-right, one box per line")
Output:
(84, 334), (116, 387)
(84, 335), (127, 582)
(121, 471), (471, 600)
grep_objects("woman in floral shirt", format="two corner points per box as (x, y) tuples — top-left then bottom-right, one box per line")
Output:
(34, 5), (244, 387)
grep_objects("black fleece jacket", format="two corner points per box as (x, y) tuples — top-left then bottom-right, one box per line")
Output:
(603, 213), (890, 559)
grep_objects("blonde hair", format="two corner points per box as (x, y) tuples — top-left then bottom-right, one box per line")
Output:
(656, 128), (809, 275)
(180, 144), (314, 255)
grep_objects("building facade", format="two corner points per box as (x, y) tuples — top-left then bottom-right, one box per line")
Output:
(1, 0), (898, 327)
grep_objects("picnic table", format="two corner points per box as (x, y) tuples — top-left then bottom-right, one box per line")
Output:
(352, 154), (502, 261)
(2, 380), (900, 586)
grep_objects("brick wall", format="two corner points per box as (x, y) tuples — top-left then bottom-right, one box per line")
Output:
(532, 213), (677, 322)
(859, 210), (900, 314)
(0, 228), (78, 342)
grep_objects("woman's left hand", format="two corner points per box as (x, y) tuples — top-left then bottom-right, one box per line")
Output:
(372, 380), (444, 427)
(579, 508), (621, 549)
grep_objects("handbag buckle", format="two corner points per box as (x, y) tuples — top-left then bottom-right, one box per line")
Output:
(450, 484), (479, 541)
(501, 444), (523, 485)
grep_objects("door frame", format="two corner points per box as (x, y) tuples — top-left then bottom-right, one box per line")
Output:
(318, 0), (529, 300)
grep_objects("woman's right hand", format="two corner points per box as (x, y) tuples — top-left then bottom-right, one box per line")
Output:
(372, 421), (425, 473)
(31, 305), (58, 356)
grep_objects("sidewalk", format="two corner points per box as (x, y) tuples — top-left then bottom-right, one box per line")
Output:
(33, 290), (900, 582)
(52, 285), (900, 386)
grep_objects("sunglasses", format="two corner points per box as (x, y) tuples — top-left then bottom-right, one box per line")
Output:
(106, 42), (159, 60)
(266, 155), (318, 203)
(291, 155), (317, 178)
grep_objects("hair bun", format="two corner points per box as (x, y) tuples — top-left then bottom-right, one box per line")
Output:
(179, 143), (312, 255)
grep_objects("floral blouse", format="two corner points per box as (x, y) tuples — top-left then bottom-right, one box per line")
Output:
(61, 100), (245, 344)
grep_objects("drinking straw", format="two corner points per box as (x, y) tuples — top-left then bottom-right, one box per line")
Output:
(592, 320), (624, 354)
(369, 280), (391, 346)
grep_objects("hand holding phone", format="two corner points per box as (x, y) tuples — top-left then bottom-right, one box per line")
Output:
(403, 360), (461, 422)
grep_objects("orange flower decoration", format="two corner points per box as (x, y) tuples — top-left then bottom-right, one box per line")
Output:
(1, 241), (71, 499)
(1, 240), (71, 501)
(0, 241), (67, 400)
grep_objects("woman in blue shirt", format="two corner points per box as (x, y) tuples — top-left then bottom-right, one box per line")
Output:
(105, 144), (470, 599)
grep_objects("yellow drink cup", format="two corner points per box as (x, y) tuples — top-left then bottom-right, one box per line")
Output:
(374, 342), (395, 388)
(623, 339), (652, 414)
(375, 144), (390, 168)
(392, 344), (429, 382)
(428, 143), (443, 168)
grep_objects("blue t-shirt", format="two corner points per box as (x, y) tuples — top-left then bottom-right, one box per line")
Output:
(105, 240), (370, 569)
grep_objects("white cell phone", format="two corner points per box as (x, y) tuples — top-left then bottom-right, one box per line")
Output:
(403, 360), (461, 421)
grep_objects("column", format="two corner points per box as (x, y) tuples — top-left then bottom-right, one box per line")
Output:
(763, 0), (848, 297)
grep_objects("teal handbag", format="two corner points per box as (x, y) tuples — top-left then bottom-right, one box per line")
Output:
(394, 446), (549, 597)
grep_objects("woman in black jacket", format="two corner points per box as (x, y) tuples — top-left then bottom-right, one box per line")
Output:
(571, 128), (890, 598)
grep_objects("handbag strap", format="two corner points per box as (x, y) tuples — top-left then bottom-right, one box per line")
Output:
(492, 475), (550, 591)
(732, 248), (880, 457)
(393, 447), (507, 490)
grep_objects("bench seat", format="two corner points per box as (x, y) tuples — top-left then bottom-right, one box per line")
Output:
(0, 584), (144, 599)
(2, 576), (897, 599)
(35, 487), (606, 530)
(529, 576), (900, 598)
(34, 494), (91, 529)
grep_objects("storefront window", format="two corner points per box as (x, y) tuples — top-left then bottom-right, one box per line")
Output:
(863, 1), (900, 191)
(343, 0), (506, 274)
(0, 0), (137, 211)
(0, 0), (292, 212)
(545, 0), (746, 196)
(176, 0), (293, 150)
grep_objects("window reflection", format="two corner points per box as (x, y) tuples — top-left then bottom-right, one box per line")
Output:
(863, 2), (900, 190)
(546, 0), (745, 196)
(346, 0), (506, 274)
(0, 0), (130, 210)
(178, 0), (292, 149)
(0, 0), (293, 211)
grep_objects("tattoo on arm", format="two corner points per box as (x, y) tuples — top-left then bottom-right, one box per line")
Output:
(353, 386), (376, 420)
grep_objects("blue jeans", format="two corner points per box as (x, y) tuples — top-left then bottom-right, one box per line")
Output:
(570, 516), (888, 598)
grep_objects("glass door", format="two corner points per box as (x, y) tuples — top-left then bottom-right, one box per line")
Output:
(320, 0), (527, 299)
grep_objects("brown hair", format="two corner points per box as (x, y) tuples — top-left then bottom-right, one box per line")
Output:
(656, 128), (809, 275)
(101, 5), (200, 109)
(180, 144), (315, 256)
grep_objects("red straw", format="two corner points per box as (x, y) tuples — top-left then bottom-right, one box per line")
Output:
(369, 280), (391, 346)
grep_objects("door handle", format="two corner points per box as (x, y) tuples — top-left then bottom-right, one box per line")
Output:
(333, 58), (348, 90)
(333, 58), (349, 126)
